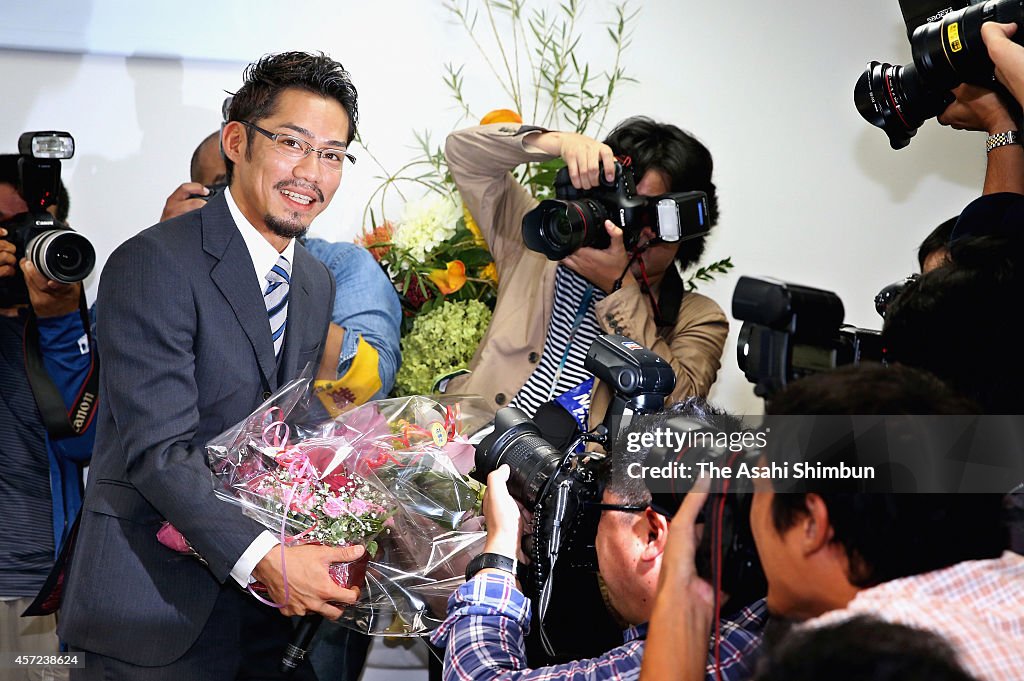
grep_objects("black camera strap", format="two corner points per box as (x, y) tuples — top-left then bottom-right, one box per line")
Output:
(613, 242), (685, 328)
(654, 261), (684, 327)
(23, 290), (99, 438)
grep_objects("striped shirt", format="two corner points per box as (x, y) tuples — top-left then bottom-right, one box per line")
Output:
(431, 572), (767, 681)
(510, 265), (606, 417)
(805, 552), (1024, 681)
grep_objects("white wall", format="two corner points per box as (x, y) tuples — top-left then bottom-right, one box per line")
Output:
(0, 0), (989, 416)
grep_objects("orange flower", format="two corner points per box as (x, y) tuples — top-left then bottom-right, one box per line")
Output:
(428, 260), (467, 295)
(480, 109), (523, 125)
(356, 221), (394, 261)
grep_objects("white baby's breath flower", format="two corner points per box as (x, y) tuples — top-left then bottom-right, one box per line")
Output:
(391, 193), (461, 265)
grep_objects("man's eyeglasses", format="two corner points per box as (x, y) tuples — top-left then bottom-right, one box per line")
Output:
(239, 120), (356, 170)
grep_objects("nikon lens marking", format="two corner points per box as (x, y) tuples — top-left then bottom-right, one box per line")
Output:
(948, 22), (962, 52)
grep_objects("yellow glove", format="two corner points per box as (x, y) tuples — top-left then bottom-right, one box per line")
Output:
(314, 336), (383, 416)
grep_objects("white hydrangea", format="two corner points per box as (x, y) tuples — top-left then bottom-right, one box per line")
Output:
(391, 193), (461, 265)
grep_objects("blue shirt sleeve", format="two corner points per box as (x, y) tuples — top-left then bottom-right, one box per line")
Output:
(303, 238), (402, 398)
(430, 573), (643, 681)
(36, 309), (96, 463)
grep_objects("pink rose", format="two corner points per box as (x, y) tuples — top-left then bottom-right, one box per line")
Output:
(348, 498), (369, 515)
(323, 497), (349, 518)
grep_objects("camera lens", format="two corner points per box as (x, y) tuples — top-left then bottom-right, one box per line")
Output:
(854, 60), (953, 150)
(911, 1), (1011, 92)
(26, 229), (96, 283)
(474, 407), (564, 506)
(522, 198), (609, 260)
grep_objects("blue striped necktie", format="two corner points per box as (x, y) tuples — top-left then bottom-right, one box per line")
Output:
(264, 254), (291, 357)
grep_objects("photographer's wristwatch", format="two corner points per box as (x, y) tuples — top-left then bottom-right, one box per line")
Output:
(465, 553), (517, 582)
(986, 130), (1021, 153)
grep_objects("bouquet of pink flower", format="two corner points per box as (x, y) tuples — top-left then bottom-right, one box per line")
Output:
(191, 375), (490, 635)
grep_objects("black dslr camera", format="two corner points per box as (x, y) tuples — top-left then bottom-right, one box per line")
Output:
(732, 275), (920, 399)
(854, 0), (1024, 149)
(521, 160), (709, 260)
(472, 334), (766, 654)
(733, 276), (885, 399)
(472, 334), (674, 654)
(0, 131), (95, 307)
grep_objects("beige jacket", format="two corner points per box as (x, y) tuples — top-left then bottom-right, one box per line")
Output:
(444, 124), (729, 426)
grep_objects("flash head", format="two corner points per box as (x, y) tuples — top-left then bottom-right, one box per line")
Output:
(585, 334), (676, 444)
(18, 132), (75, 160)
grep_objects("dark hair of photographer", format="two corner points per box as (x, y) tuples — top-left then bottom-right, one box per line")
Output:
(763, 364), (1007, 588)
(884, 235), (1024, 413)
(603, 116), (718, 271)
(917, 215), (957, 272)
(0, 154), (70, 222)
(609, 396), (741, 506)
(223, 51), (359, 183)
(755, 617), (978, 681)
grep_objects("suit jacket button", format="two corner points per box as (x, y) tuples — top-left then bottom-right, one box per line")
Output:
(528, 352), (539, 363)
(495, 393), (506, 405)
(262, 391), (272, 400)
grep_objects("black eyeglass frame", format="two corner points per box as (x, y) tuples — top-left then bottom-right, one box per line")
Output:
(239, 120), (357, 167)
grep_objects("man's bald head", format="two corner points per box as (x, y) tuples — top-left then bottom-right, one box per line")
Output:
(190, 131), (228, 186)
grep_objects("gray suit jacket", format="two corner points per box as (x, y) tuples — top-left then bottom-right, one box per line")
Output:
(59, 192), (334, 665)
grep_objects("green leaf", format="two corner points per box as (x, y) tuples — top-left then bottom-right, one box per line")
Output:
(685, 257), (735, 291)
(458, 247), (495, 268)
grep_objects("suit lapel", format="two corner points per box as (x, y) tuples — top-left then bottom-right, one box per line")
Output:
(201, 193), (278, 391)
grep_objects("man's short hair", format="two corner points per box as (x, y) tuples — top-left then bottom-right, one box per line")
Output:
(917, 215), (957, 270)
(764, 364), (1006, 588)
(608, 396), (741, 507)
(224, 51), (359, 183)
(755, 617), (979, 681)
(603, 116), (718, 270)
(0, 154), (71, 222)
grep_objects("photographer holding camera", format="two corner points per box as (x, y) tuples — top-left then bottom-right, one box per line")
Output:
(0, 151), (95, 680)
(858, 1), (1024, 194)
(431, 398), (767, 681)
(442, 119), (728, 427)
(643, 364), (1023, 681)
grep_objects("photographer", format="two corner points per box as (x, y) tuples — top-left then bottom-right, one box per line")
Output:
(443, 120), (728, 425)
(0, 155), (95, 679)
(884, 210), (1024, 413)
(644, 365), (1022, 681)
(432, 399), (767, 681)
(761, 366), (1022, 680)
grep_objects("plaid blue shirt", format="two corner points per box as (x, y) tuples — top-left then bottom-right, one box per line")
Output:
(431, 573), (767, 681)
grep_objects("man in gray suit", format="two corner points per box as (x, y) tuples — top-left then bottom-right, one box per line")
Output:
(61, 52), (364, 679)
